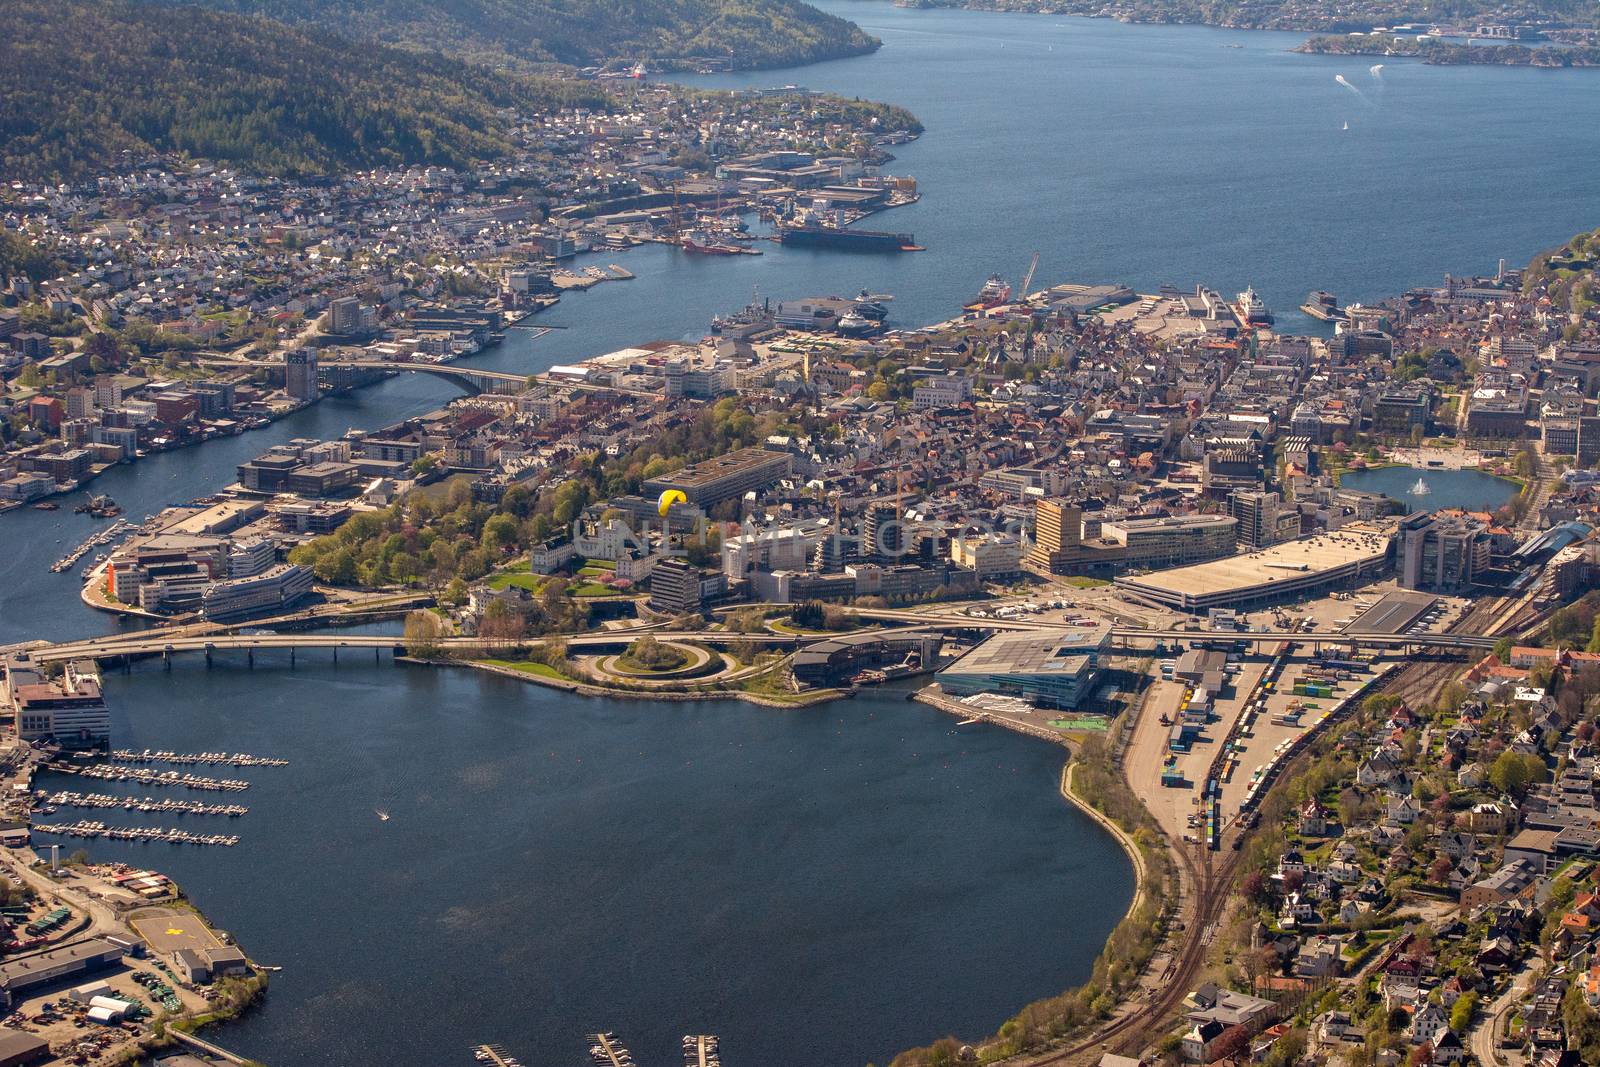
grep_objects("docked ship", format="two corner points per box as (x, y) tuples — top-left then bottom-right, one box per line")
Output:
(777, 218), (918, 253)
(834, 309), (880, 338)
(852, 290), (893, 320)
(1234, 286), (1274, 325)
(972, 274), (1012, 308)
(1299, 290), (1345, 321)
(680, 230), (745, 255)
(74, 494), (122, 518)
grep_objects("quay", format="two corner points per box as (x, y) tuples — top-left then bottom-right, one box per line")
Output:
(31, 820), (240, 846)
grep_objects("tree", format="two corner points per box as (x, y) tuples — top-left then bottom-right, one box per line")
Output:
(1488, 750), (1546, 797)
(1429, 855), (1454, 884)
(402, 609), (446, 657)
(312, 547), (356, 584)
(1493, 636), (1513, 664)
(1211, 1025), (1251, 1065)
(479, 600), (526, 643)
(1449, 991), (1477, 1034)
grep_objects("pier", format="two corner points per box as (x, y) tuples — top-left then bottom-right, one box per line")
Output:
(589, 1032), (638, 1067)
(31, 820), (240, 846)
(49, 519), (134, 573)
(109, 749), (287, 767)
(683, 1035), (722, 1067)
(42, 791), (248, 817)
(473, 1045), (525, 1067)
(60, 765), (250, 791)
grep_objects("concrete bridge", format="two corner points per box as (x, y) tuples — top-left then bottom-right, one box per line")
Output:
(32, 629), (806, 666)
(319, 359), (657, 399)
(31, 616), (1492, 668)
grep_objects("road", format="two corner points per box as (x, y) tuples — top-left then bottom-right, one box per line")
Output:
(1472, 962), (1535, 1067)
(0, 846), (132, 945)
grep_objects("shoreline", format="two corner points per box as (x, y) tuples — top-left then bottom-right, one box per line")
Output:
(405, 654), (849, 708)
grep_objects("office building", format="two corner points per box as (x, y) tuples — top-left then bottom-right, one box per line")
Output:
(1228, 490), (1281, 552)
(200, 563), (314, 621)
(284, 348), (319, 401)
(2, 657), (110, 748)
(1396, 511), (1491, 592)
(1100, 514), (1237, 570)
(642, 447), (791, 510)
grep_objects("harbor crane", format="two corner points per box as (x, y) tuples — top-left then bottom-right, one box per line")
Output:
(1018, 251), (1040, 302)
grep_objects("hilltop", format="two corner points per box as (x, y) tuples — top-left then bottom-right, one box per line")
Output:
(155, 0), (882, 70)
(0, 0), (616, 183)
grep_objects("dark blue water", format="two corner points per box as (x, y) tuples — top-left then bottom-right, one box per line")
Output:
(34, 666), (1128, 1067)
(1338, 464), (1520, 513)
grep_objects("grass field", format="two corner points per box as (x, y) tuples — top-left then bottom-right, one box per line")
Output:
(481, 658), (566, 679)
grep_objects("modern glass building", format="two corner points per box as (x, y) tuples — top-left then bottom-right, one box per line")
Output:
(935, 623), (1111, 709)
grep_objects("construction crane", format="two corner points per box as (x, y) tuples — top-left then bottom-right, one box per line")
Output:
(1018, 251), (1040, 303)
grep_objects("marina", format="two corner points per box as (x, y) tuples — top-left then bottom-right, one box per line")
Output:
(590, 1032), (638, 1067)
(108, 749), (288, 768)
(49, 519), (135, 573)
(683, 1035), (722, 1067)
(40, 791), (249, 817)
(30, 820), (241, 847)
(58, 764), (251, 791)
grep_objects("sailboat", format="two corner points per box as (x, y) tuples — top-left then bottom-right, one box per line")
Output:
(1342, 121), (1349, 131)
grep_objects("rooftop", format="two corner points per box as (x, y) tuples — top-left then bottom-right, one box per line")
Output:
(1119, 523), (1393, 599)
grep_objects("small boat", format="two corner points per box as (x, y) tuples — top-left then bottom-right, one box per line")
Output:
(32, 502), (59, 511)
(375, 808), (391, 822)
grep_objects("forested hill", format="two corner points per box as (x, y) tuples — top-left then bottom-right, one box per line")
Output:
(152, 0), (881, 70)
(0, 0), (615, 183)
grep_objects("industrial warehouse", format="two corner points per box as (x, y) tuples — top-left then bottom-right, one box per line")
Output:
(1113, 522), (1395, 613)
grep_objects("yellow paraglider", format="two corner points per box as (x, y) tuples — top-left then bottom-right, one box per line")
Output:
(657, 489), (687, 517)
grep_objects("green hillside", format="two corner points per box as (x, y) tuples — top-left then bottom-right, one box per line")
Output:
(0, 0), (615, 183)
(159, 0), (881, 69)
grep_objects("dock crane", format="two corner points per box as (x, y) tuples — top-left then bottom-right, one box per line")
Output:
(1018, 251), (1040, 303)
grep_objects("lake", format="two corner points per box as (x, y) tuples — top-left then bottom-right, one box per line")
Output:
(1338, 464), (1520, 513)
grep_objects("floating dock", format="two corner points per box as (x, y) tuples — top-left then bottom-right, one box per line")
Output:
(109, 749), (287, 768)
(590, 1032), (637, 1067)
(683, 1034), (722, 1067)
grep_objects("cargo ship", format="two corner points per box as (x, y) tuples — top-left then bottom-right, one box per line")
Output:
(777, 220), (919, 253)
